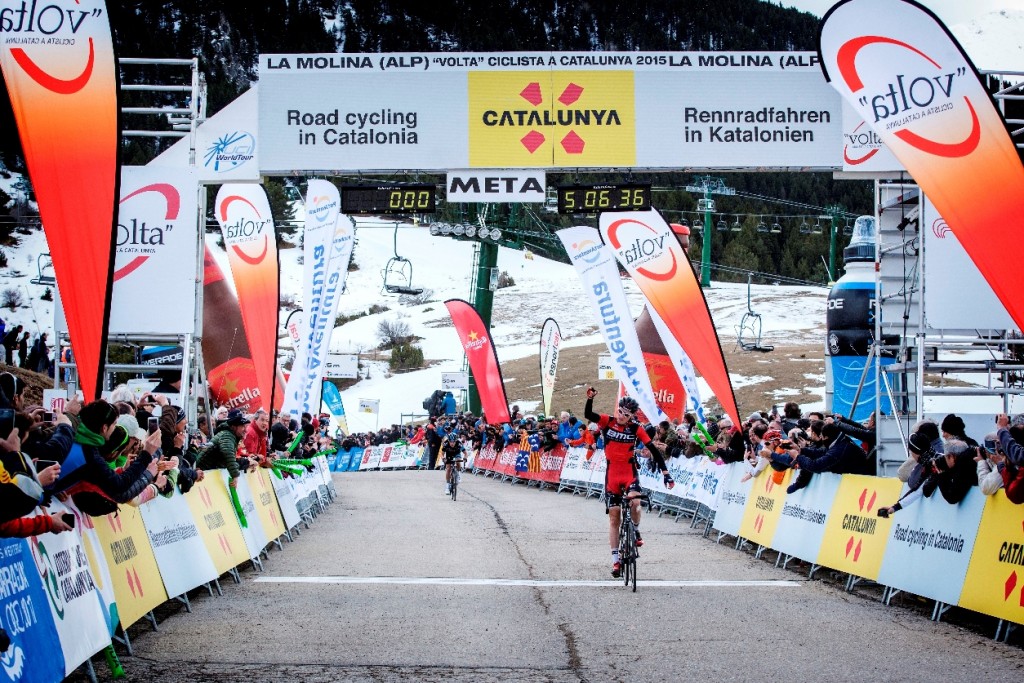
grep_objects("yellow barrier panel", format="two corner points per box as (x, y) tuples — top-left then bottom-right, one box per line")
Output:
(738, 468), (791, 546)
(958, 494), (1024, 623)
(93, 504), (169, 629)
(184, 475), (249, 574)
(250, 469), (286, 540)
(816, 474), (903, 579)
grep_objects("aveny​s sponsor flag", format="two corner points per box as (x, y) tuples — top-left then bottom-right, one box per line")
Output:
(111, 166), (199, 335)
(216, 184), (280, 411)
(820, 0), (1024, 331)
(556, 226), (665, 423)
(0, 0), (119, 399)
(539, 317), (561, 418)
(444, 299), (511, 424)
(282, 179), (339, 416)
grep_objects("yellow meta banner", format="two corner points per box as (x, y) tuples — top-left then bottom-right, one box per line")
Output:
(468, 71), (636, 167)
(816, 474), (903, 579)
(184, 476), (249, 574)
(250, 469), (286, 540)
(93, 504), (168, 629)
(958, 494), (1024, 623)
(738, 468), (791, 546)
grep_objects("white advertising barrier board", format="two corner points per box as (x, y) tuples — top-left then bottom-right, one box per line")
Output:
(581, 449), (607, 489)
(315, 455), (336, 497)
(922, 195), (1015, 331)
(258, 52), (841, 172)
(687, 458), (726, 512)
(220, 470), (269, 561)
(876, 485), (986, 606)
(464, 447), (476, 470)
(68, 502), (117, 637)
(139, 492), (219, 598)
(770, 472), (842, 564)
(391, 444), (420, 469)
(26, 505), (112, 677)
(558, 446), (591, 486)
(378, 444), (400, 470)
(151, 87), (260, 182)
(268, 470), (303, 530)
(712, 463), (756, 538)
(359, 445), (384, 470)
(110, 166), (200, 335)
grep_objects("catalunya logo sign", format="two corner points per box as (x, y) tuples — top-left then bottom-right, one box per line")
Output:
(1, 0), (106, 94)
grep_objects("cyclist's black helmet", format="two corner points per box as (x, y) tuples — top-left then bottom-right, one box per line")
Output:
(618, 396), (640, 414)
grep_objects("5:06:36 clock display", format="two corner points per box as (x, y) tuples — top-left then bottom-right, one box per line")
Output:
(556, 184), (651, 214)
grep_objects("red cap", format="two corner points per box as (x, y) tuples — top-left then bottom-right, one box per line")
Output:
(670, 223), (690, 236)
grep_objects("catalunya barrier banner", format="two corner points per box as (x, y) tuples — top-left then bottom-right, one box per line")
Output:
(0, 465), (329, 682)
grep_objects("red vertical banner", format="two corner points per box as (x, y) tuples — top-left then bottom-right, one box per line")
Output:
(215, 184), (280, 411)
(820, 0), (1024, 331)
(444, 299), (511, 424)
(0, 0), (119, 399)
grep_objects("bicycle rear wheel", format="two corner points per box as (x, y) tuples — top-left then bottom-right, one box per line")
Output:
(624, 523), (637, 591)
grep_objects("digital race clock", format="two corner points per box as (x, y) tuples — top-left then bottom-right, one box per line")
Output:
(341, 184), (437, 214)
(556, 184), (651, 214)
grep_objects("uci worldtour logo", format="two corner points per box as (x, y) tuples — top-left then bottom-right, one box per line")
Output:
(204, 131), (256, 172)
(114, 183), (180, 281)
(219, 195), (271, 265)
(843, 121), (884, 165)
(1, 0), (103, 94)
(836, 35), (980, 158)
(605, 218), (677, 281)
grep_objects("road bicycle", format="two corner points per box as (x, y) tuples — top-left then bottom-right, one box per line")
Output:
(617, 492), (650, 592)
(446, 457), (463, 501)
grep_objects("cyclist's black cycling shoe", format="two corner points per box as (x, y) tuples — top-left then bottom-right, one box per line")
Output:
(635, 531), (644, 548)
(611, 561), (622, 578)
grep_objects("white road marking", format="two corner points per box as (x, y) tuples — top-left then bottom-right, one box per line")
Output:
(254, 576), (802, 588)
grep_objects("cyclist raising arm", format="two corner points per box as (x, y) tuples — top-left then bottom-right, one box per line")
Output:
(584, 387), (674, 577)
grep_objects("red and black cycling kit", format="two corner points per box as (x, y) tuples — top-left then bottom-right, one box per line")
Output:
(584, 397), (669, 506)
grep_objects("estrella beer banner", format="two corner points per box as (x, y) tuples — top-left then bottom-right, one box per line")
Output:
(815, 474), (903, 580)
(958, 492), (1024, 624)
(282, 179), (339, 416)
(598, 211), (740, 426)
(820, 0), (1024, 332)
(444, 299), (511, 424)
(0, 0), (119, 400)
(216, 183), (280, 411)
(110, 166), (200, 335)
(93, 505), (168, 629)
(556, 227), (665, 422)
(539, 317), (561, 418)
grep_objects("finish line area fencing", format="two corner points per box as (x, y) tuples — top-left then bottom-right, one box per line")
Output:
(337, 441), (1024, 643)
(1, 458), (335, 683)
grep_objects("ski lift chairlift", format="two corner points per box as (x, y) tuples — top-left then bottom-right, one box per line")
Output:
(799, 220), (811, 235)
(756, 216), (768, 233)
(770, 218), (782, 234)
(31, 253), (56, 287)
(731, 215), (742, 232)
(381, 225), (423, 296)
(736, 274), (774, 353)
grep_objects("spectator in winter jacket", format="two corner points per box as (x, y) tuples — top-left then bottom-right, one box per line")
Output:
(196, 408), (249, 487)
(1, 325), (22, 365)
(49, 400), (163, 504)
(269, 411), (291, 453)
(773, 420), (873, 490)
(16, 332), (28, 369)
(975, 433), (1006, 496)
(442, 391), (457, 416)
(557, 412), (582, 446)
(242, 409), (271, 466)
(877, 439), (979, 515)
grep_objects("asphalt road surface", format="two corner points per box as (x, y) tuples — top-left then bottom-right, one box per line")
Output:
(87, 471), (1024, 682)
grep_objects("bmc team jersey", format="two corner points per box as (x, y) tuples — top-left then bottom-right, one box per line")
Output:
(597, 413), (650, 494)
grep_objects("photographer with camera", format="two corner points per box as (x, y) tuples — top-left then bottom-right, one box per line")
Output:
(878, 437), (978, 517)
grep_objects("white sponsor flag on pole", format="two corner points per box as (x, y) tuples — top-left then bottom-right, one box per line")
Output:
(556, 227), (665, 422)
(539, 317), (561, 418)
(282, 179), (340, 416)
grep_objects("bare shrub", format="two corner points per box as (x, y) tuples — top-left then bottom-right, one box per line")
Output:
(2, 288), (23, 311)
(377, 318), (412, 349)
